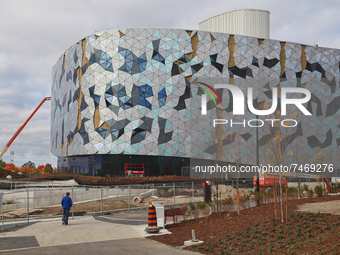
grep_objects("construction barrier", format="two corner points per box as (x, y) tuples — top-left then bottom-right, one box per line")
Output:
(148, 202), (157, 227)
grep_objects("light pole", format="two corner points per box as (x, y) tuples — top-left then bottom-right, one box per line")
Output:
(256, 115), (260, 193)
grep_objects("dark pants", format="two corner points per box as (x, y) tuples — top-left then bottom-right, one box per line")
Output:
(62, 209), (70, 225)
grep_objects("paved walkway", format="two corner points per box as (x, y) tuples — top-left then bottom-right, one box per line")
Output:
(0, 212), (199, 254)
(0, 238), (198, 255)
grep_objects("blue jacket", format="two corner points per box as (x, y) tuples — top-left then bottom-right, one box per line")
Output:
(61, 196), (73, 210)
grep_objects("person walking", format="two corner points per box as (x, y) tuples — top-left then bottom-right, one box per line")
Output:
(61, 192), (72, 225)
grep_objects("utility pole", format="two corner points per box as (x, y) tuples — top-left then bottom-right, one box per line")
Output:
(10, 151), (14, 164)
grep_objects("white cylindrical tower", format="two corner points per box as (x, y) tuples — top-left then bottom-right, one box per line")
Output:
(199, 8), (270, 38)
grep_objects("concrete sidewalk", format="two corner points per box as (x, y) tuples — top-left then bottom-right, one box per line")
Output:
(1, 216), (165, 247)
(0, 214), (199, 254)
(0, 238), (199, 255)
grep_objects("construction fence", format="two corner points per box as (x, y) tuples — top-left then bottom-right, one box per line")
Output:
(0, 178), (329, 230)
(0, 180), (209, 227)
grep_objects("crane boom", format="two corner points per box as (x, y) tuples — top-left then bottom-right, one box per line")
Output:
(0, 97), (51, 160)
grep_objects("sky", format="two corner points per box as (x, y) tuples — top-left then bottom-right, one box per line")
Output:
(0, 0), (340, 168)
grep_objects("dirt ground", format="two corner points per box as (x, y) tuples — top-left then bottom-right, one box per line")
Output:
(4, 192), (205, 218)
(6, 198), (143, 218)
(39, 199), (139, 215)
(212, 185), (252, 198)
(148, 195), (340, 255)
(297, 199), (340, 215)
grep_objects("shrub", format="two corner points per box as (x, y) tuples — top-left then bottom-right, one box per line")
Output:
(196, 201), (207, 211)
(180, 203), (188, 219)
(315, 185), (323, 197)
(222, 196), (234, 212)
(188, 202), (198, 218)
(302, 184), (309, 192)
(266, 188), (274, 198)
(189, 202), (195, 211)
(307, 189), (314, 198)
(169, 206), (175, 215)
(240, 194), (251, 209)
(252, 190), (266, 204)
(287, 187), (299, 198)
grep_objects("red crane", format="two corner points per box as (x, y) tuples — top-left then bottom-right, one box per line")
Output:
(0, 97), (51, 159)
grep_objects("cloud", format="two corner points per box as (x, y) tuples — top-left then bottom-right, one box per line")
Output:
(0, 0), (340, 167)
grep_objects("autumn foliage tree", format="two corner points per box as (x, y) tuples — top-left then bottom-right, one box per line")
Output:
(44, 163), (53, 174)
(4, 163), (19, 172)
(35, 165), (45, 175)
(19, 166), (34, 176)
(2, 162), (54, 176)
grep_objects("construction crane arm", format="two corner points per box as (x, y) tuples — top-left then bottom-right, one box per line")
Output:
(0, 97), (51, 160)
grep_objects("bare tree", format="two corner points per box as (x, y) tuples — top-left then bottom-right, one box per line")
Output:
(312, 147), (334, 194)
(224, 130), (244, 215)
(294, 134), (308, 199)
(262, 106), (298, 222)
(205, 121), (222, 212)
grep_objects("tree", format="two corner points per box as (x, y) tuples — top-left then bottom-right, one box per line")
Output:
(263, 106), (298, 222)
(22, 161), (36, 169)
(224, 130), (243, 215)
(35, 165), (45, 175)
(312, 147), (334, 194)
(4, 163), (19, 172)
(44, 163), (53, 174)
(20, 166), (34, 176)
(205, 115), (224, 213)
(294, 134), (308, 199)
(0, 159), (6, 168)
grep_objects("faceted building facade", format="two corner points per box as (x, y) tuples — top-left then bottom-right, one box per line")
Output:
(51, 28), (340, 177)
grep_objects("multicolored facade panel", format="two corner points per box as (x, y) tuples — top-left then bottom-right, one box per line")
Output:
(51, 28), (340, 176)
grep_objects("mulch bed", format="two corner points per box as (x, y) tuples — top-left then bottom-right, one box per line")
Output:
(13, 172), (208, 185)
(147, 195), (340, 254)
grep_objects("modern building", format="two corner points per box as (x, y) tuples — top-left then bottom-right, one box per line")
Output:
(52, 9), (340, 178)
(199, 8), (270, 38)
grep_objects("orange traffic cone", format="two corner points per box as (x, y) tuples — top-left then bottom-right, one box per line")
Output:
(145, 200), (160, 233)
